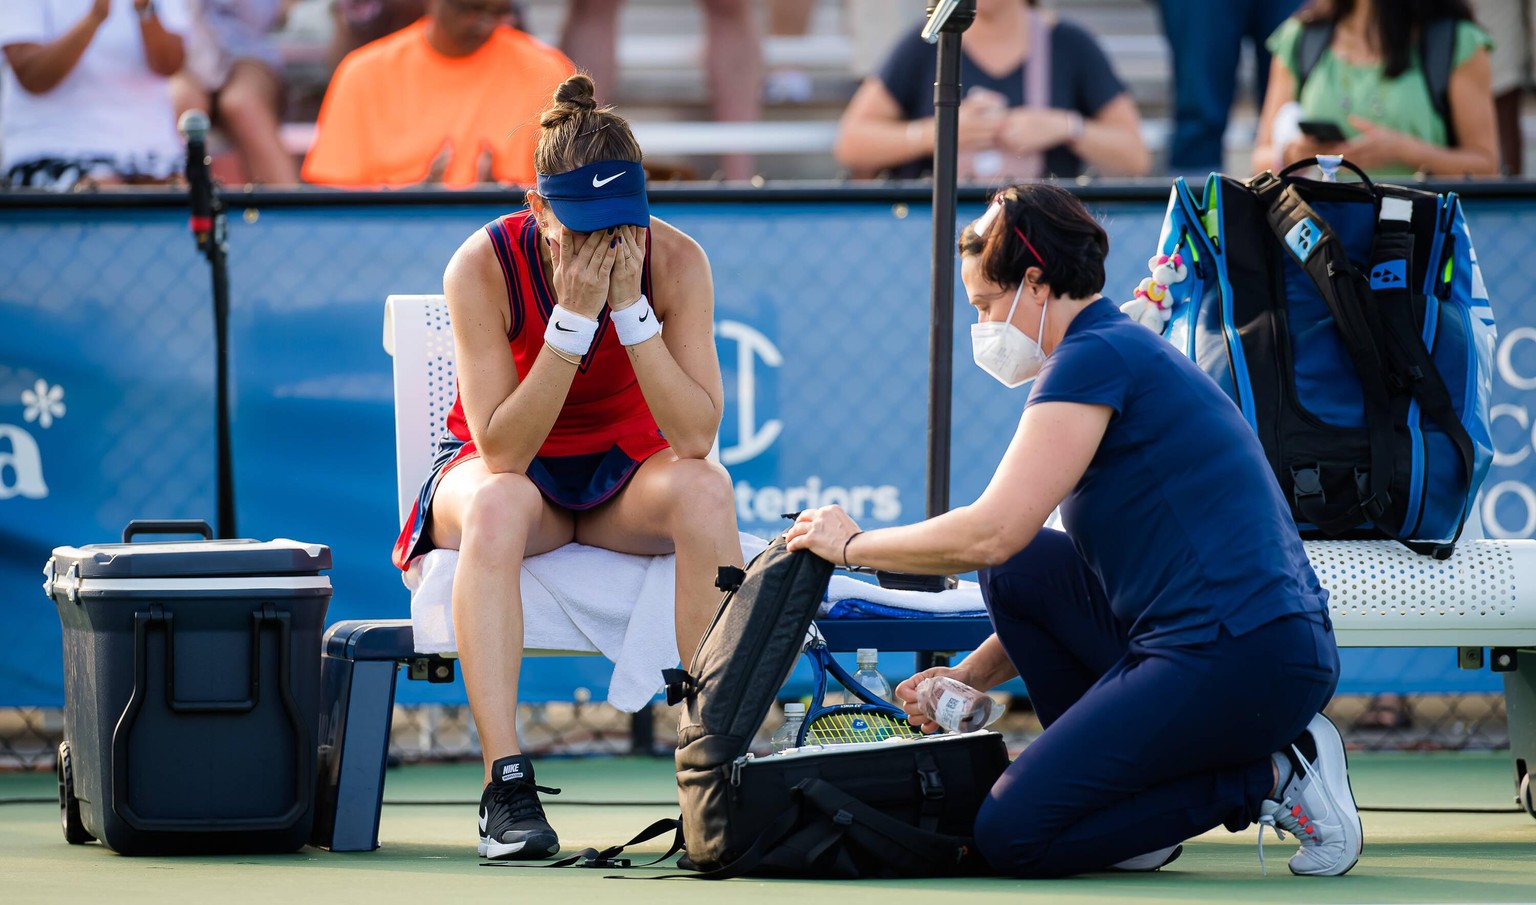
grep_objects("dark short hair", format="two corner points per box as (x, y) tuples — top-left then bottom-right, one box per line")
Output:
(957, 184), (1109, 300)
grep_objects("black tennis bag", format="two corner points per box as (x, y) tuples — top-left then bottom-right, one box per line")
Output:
(664, 536), (1010, 879)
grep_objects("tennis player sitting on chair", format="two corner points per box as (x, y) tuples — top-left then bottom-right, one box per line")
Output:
(787, 184), (1362, 879)
(390, 73), (743, 861)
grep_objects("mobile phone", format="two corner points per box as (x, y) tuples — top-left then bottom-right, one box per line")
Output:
(1298, 119), (1347, 144)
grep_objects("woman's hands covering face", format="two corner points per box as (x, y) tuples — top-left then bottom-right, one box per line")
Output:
(551, 226), (619, 320)
(608, 224), (648, 311)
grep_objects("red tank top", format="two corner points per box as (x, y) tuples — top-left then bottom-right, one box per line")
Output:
(443, 211), (668, 460)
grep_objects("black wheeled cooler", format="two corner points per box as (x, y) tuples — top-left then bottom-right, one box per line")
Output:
(45, 520), (332, 855)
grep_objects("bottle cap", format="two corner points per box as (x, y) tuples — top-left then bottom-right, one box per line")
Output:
(856, 648), (878, 662)
(783, 702), (805, 715)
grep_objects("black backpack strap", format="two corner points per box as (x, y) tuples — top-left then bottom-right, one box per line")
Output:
(1264, 183), (1400, 536)
(1420, 18), (1458, 146)
(1293, 22), (1334, 97)
(792, 777), (975, 873)
(483, 817), (684, 870)
(1367, 192), (1475, 558)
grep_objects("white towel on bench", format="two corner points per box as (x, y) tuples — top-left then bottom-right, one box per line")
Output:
(821, 575), (987, 617)
(406, 533), (770, 712)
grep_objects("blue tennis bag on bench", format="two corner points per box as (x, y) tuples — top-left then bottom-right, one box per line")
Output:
(1137, 157), (1496, 557)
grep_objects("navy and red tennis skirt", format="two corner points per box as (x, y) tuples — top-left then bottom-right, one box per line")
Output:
(391, 434), (661, 569)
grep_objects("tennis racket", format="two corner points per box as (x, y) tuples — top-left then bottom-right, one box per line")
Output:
(797, 636), (924, 747)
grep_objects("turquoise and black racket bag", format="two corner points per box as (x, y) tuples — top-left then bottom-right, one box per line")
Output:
(1146, 157), (1496, 557)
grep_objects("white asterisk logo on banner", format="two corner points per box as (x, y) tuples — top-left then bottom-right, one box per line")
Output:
(21, 379), (65, 429)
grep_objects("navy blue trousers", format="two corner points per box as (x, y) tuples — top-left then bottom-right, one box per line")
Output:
(1155, 0), (1302, 172)
(973, 529), (1338, 878)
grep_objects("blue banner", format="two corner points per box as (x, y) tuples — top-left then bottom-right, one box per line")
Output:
(3, 190), (1534, 705)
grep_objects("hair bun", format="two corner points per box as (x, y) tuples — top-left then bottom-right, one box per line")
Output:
(553, 74), (598, 112)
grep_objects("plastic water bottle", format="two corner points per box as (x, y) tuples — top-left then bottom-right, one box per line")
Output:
(770, 702), (806, 753)
(914, 676), (996, 733)
(853, 649), (894, 701)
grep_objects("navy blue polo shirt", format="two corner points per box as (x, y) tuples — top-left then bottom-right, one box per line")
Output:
(1026, 297), (1330, 646)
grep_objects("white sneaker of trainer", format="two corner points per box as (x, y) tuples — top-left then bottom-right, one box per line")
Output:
(1256, 713), (1363, 877)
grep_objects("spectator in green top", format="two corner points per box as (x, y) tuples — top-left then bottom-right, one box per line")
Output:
(1251, 0), (1498, 178)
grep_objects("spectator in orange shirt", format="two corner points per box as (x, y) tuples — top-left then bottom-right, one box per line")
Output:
(302, 0), (572, 187)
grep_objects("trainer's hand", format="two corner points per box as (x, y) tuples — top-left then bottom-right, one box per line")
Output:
(608, 224), (647, 311)
(784, 505), (861, 565)
(894, 664), (979, 734)
(552, 227), (618, 320)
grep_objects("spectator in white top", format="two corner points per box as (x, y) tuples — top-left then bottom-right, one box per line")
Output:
(2, 0), (188, 189)
(171, 0), (298, 185)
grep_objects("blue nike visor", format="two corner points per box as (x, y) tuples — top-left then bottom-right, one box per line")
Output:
(534, 160), (649, 232)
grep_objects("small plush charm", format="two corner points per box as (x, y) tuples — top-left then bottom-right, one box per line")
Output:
(1120, 296), (1166, 331)
(1149, 253), (1188, 286)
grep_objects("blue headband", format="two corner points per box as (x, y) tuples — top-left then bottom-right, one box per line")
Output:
(534, 160), (649, 232)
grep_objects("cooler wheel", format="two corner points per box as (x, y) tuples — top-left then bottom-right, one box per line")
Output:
(57, 741), (94, 845)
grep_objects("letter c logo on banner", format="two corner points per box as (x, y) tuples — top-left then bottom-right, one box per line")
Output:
(716, 320), (783, 466)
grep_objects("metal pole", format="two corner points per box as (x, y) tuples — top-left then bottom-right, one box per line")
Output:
(210, 202), (235, 539)
(180, 111), (237, 539)
(923, 0), (975, 521)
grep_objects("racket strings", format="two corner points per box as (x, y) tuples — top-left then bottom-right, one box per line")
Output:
(804, 708), (923, 745)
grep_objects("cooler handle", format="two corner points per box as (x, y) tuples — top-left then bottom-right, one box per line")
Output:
(139, 603), (282, 714)
(122, 520), (215, 543)
(112, 603), (313, 832)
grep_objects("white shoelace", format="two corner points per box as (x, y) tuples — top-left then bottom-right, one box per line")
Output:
(1256, 752), (1321, 876)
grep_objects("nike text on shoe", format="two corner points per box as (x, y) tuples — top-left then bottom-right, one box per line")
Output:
(477, 754), (561, 860)
(1255, 713), (1363, 877)
(1109, 843), (1183, 872)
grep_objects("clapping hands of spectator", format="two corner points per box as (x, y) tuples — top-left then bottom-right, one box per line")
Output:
(607, 225), (647, 311)
(422, 139), (497, 185)
(1341, 115), (1410, 172)
(958, 88), (1007, 151)
(550, 228), (619, 321)
(90, 0), (112, 24)
(996, 107), (1078, 156)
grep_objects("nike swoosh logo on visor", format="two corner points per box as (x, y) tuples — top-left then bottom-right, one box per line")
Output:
(592, 172), (624, 187)
(555, 322), (576, 332)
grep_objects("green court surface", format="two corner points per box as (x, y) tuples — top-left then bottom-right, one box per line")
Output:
(2, 753), (1533, 904)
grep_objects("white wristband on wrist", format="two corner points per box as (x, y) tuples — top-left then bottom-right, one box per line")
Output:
(610, 294), (661, 346)
(545, 305), (598, 356)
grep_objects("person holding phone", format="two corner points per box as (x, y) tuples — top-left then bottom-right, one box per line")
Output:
(1251, 0), (1497, 177)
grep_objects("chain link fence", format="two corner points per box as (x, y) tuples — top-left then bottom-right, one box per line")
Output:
(0, 690), (1512, 773)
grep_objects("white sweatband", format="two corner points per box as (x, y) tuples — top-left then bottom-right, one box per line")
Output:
(544, 305), (598, 356)
(610, 294), (661, 346)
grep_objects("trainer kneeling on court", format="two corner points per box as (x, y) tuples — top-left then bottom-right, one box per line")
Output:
(786, 184), (1361, 879)
(391, 74), (742, 860)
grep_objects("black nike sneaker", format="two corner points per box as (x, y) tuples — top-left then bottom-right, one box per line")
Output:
(477, 754), (561, 860)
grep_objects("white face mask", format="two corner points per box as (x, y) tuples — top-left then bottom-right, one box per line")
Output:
(970, 280), (1048, 388)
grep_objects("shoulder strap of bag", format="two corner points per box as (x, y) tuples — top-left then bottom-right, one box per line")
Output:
(793, 775), (974, 870)
(481, 817), (685, 871)
(1294, 22), (1334, 98)
(1257, 178), (1400, 538)
(1420, 18), (1458, 145)
(1367, 192), (1475, 558)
